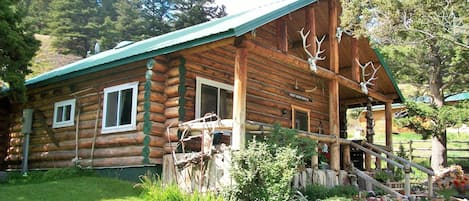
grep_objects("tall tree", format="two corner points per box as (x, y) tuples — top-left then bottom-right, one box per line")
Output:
(23, 0), (51, 34)
(49, 0), (101, 57)
(340, 0), (469, 172)
(0, 0), (40, 102)
(172, 0), (226, 30)
(141, 0), (173, 36)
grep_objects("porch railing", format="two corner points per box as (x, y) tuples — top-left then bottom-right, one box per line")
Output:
(167, 116), (434, 199)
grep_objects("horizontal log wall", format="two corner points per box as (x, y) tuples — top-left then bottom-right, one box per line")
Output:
(0, 99), (12, 170)
(6, 59), (168, 169)
(183, 43), (330, 134)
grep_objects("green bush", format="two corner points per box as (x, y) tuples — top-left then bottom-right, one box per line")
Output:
(300, 184), (358, 201)
(266, 124), (317, 167)
(227, 140), (301, 201)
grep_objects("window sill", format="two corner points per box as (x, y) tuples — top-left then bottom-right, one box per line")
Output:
(101, 125), (136, 134)
(52, 122), (74, 128)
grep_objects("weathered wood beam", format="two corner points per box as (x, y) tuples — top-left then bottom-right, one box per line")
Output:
(328, 0), (340, 172)
(243, 41), (394, 103)
(276, 17), (288, 53)
(232, 39), (248, 150)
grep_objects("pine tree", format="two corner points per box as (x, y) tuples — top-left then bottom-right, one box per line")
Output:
(49, 0), (101, 57)
(172, 0), (226, 30)
(0, 0), (40, 102)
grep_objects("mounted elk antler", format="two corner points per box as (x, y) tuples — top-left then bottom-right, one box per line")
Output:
(299, 28), (326, 73)
(357, 59), (380, 95)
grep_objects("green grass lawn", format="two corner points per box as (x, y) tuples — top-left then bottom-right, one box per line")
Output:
(0, 176), (142, 201)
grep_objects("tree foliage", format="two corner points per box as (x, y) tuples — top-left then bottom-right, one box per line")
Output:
(340, 0), (469, 105)
(27, 0), (226, 57)
(340, 0), (469, 171)
(0, 0), (40, 102)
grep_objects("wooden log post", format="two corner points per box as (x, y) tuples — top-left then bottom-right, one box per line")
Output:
(365, 98), (374, 171)
(232, 40), (248, 150)
(385, 102), (393, 169)
(276, 17), (288, 53)
(305, 5), (317, 55)
(306, 3), (318, 169)
(328, 0), (340, 172)
(351, 38), (360, 83)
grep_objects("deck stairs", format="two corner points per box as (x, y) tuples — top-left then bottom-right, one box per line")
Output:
(349, 141), (435, 200)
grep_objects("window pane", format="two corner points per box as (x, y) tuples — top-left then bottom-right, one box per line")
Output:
(294, 110), (309, 131)
(56, 106), (64, 122)
(201, 84), (218, 117)
(119, 88), (133, 125)
(64, 105), (72, 121)
(219, 89), (233, 119)
(105, 91), (118, 127)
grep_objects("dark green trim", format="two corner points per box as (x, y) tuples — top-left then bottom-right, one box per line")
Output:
(373, 48), (405, 103)
(142, 59), (154, 164)
(178, 57), (186, 122)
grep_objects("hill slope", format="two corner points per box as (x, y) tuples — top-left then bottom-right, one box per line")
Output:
(27, 34), (82, 79)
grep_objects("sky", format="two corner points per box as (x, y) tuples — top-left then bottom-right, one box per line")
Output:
(216, 0), (278, 15)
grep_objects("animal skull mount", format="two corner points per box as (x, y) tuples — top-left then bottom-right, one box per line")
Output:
(357, 59), (380, 95)
(299, 28), (326, 73)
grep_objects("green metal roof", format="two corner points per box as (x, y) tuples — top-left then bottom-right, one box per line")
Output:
(26, 0), (316, 87)
(373, 49), (405, 103)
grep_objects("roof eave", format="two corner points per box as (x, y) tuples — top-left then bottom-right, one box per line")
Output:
(373, 48), (405, 103)
(26, 30), (236, 88)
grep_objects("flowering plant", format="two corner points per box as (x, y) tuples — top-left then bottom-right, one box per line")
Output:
(453, 175), (469, 195)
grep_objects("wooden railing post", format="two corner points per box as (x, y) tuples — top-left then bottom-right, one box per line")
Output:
(343, 144), (351, 170)
(428, 174), (433, 198)
(404, 164), (411, 197)
(409, 140), (413, 162)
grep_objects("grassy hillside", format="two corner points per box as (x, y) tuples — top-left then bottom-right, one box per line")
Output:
(27, 34), (82, 79)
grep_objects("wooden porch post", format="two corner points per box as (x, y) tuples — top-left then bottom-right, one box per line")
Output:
(232, 41), (248, 150)
(329, 0), (340, 171)
(385, 102), (393, 168)
(306, 4), (318, 169)
(351, 38), (360, 82)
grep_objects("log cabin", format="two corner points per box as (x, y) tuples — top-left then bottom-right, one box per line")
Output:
(3, 0), (404, 179)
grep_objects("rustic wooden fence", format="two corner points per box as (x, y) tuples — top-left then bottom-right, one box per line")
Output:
(377, 140), (469, 164)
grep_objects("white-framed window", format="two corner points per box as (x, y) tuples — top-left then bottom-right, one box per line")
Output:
(53, 99), (76, 128)
(102, 81), (138, 133)
(195, 77), (233, 119)
(292, 105), (310, 132)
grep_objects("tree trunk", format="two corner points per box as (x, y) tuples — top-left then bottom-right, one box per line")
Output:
(429, 42), (447, 173)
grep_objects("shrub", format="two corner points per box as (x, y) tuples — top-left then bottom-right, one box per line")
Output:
(227, 140), (301, 201)
(300, 184), (358, 201)
(134, 172), (223, 201)
(266, 124), (317, 167)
